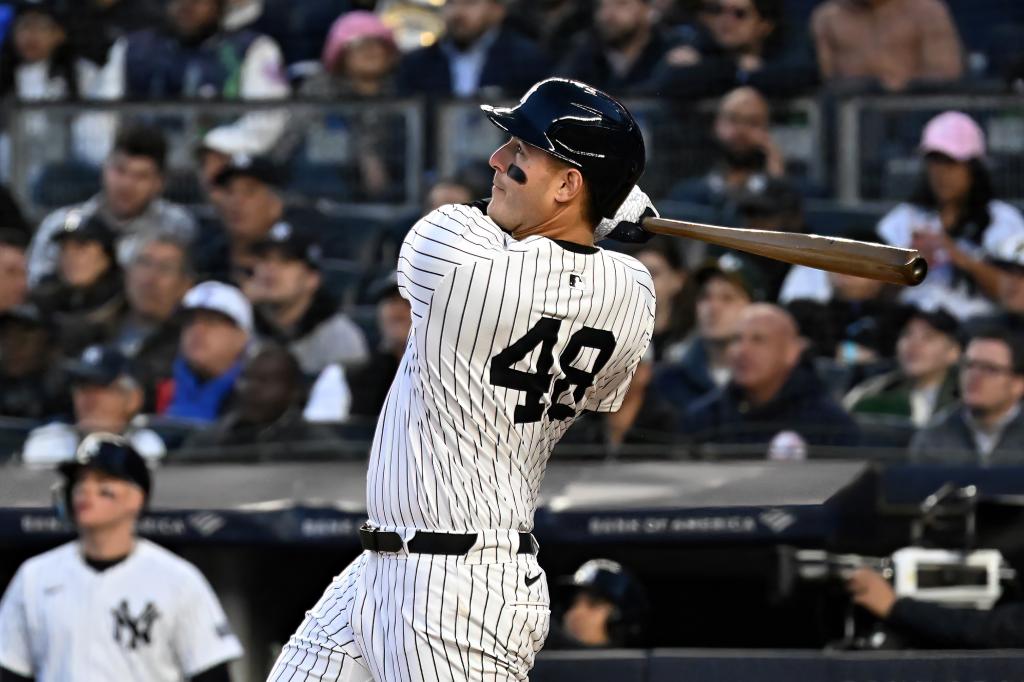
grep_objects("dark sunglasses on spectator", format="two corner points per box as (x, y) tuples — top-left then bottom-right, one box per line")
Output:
(701, 2), (751, 19)
(959, 359), (1016, 377)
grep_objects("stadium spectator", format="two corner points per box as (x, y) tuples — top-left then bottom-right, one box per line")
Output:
(249, 221), (368, 374)
(396, 0), (550, 97)
(183, 343), (337, 454)
(111, 235), (195, 411)
(668, 87), (788, 216)
(556, 0), (674, 94)
(0, 1), (99, 101)
(978, 233), (1024, 335)
(0, 434), (242, 681)
(628, 237), (691, 361)
(20, 345), (165, 465)
(302, 11), (399, 98)
(197, 155), (338, 285)
(0, 303), (69, 421)
(811, 0), (963, 92)
(295, 12), (402, 202)
(25, 123), (197, 286)
(95, 0), (290, 152)
(847, 566), (1024, 648)
(844, 306), (961, 427)
(505, 0), (591, 63)
(877, 111), (1023, 320)
(31, 212), (127, 357)
(158, 281), (252, 423)
(643, 0), (817, 98)
(0, 184), (29, 241)
(682, 303), (860, 452)
(547, 558), (649, 649)
(653, 253), (758, 408)
(0, 230), (27, 313)
(910, 329), (1024, 464)
(346, 275), (411, 419)
(65, 0), (164, 67)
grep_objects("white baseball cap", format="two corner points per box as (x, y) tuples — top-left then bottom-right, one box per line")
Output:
(181, 281), (253, 335)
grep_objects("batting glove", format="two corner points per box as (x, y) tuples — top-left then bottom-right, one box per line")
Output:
(595, 185), (659, 243)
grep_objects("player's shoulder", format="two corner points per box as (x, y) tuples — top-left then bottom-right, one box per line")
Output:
(134, 539), (206, 583)
(602, 248), (655, 292)
(14, 541), (79, 585)
(417, 201), (503, 239)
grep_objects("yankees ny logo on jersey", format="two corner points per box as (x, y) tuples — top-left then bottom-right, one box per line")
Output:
(112, 600), (159, 649)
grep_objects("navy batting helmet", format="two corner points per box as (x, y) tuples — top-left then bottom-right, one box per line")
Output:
(481, 78), (646, 220)
(564, 558), (649, 646)
(54, 433), (151, 521)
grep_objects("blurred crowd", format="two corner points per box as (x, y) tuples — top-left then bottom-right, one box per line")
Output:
(0, 0), (1022, 466)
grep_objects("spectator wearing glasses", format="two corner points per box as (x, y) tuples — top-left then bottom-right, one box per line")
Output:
(111, 235), (195, 410)
(811, 0), (963, 92)
(643, 0), (817, 98)
(876, 112), (1024, 320)
(910, 329), (1024, 464)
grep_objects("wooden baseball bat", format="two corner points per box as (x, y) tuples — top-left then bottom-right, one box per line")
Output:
(642, 217), (928, 286)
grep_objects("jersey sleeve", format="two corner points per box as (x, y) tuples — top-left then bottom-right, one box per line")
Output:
(590, 259), (656, 413)
(171, 568), (242, 677)
(397, 202), (510, 322)
(0, 568), (34, 677)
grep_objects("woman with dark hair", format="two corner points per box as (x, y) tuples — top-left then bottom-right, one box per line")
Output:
(877, 111), (1024, 319)
(0, 1), (98, 101)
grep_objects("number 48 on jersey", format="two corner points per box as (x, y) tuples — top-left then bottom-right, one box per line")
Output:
(490, 317), (617, 424)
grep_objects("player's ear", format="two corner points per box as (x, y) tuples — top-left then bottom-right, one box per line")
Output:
(554, 167), (585, 206)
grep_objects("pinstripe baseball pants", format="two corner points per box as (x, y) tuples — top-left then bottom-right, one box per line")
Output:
(267, 541), (550, 681)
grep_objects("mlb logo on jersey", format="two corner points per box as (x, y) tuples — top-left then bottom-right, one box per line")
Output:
(568, 273), (586, 290)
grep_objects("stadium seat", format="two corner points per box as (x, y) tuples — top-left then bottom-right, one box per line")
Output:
(0, 418), (35, 463)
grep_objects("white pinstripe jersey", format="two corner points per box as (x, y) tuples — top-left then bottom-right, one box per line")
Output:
(367, 202), (655, 533)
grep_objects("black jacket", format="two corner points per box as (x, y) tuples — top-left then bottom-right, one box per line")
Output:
(556, 30), (675, 94)
(888, 598), (1024, 648)
(682, 360), (860, 449)
(31, 268), (127, 357)
(395, 28), (551, 97)
(653, 339), (719, 418)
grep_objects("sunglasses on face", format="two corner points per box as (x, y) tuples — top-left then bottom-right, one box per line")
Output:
(701, 2), (752, 19)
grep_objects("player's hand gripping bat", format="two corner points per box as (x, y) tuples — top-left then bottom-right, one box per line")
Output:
(640, 217), (927, 287)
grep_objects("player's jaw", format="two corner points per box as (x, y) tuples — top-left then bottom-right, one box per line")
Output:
(487, 137), (565, 237)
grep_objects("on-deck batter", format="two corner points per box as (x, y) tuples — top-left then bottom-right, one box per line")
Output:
(268, 78), (657, 682)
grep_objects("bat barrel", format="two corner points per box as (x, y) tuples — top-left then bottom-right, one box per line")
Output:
(909, 256), (928, 286)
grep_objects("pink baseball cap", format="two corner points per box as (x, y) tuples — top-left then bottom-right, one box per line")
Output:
(919, 111), (986, 161)
(322, 11), (397, 72)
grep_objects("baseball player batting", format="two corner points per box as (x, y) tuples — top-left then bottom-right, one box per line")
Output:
(268, 78), (657, 682)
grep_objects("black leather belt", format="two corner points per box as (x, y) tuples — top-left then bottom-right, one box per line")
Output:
(359, 524), (536, 555)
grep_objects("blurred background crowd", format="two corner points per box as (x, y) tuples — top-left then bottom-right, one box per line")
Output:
(0, 0), (1022, 466)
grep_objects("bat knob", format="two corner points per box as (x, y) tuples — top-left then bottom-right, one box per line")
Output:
(909, 256), (928, 286)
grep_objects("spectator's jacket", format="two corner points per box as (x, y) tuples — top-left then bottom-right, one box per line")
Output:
(653, 339), (719, 419)
(395, 28), (551, 97)
(254, 287), (368, 375)
(844, 366), (959, 424)
(183, 407), (337, 455)
(556, 29), (675, 94)
(113, 313), (184, 413)
(886, 598), (1024, 649)
(119, 27), (259, 98)
(0, 366), (71, 422)
(909, 403), (1024, 465)
(345, 350), (402, 419)
(26, 194), (197, 286)
(682, 360), (861, 448)
(160, 357), (243, 423)
(31, 268), (127, 357)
